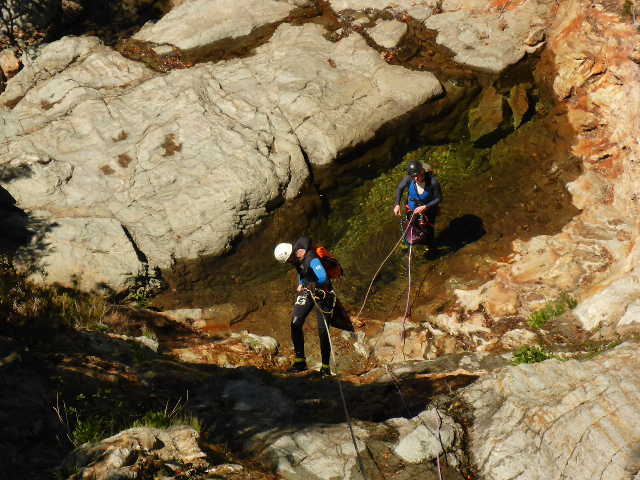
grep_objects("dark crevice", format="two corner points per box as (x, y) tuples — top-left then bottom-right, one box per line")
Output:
(121, 224), (148, 264)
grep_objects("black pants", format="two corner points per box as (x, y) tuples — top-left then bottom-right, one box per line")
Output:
(291, 290), (353, 366)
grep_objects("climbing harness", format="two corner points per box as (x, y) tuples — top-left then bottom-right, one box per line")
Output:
(306, 287), (368, 479)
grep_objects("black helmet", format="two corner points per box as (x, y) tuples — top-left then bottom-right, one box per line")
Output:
(407, 160), (424, 177)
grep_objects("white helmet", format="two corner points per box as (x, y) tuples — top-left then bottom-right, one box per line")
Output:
(274, 242), (293, 263)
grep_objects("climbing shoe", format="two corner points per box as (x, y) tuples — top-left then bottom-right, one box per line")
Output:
(319, 364), (332, 377)
(288, 358), (308, 373)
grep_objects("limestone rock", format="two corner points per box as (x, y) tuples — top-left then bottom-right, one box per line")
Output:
(368, 318), (430, 363)
(0, 49), (21, 79)
(500, 328), (538, 350)
(425, 0), (552, 73)
(255, 423), (370, 480)
(63, 426), (206, 480)
(462, 342), (640, 480)
(133, 0), (296, 50)
(330, 0), (438, 21)
(368, 20), (408, 49)
(390, 408), (463, 464)
(0, 24), (442, 290)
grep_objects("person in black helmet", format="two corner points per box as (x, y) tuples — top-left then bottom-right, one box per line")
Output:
(393, 160), (442, 247)
(273, 236), (353, 377)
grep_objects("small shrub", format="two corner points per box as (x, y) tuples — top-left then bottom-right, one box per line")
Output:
(512, 345), (553, 365)
(527, 292), (577, 328)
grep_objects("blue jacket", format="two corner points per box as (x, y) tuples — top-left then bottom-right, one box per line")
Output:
(292, 236), (329, 287)
(395, 173), (442, 211)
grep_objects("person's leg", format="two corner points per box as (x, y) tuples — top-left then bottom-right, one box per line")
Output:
(290, 291), (313, 370)
(329, 296), (354, 331)
(314, 294), (333, 373)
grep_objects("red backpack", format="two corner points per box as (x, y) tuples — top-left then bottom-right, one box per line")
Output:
(314, 246), (344, 279)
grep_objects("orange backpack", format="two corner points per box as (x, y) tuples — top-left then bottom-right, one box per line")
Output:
(314, 246), (344, 279)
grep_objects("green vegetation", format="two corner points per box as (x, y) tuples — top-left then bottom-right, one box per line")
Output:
(54, 389), (201, 448)
(578, 339), (623, 361)
(512, 345), (553, 365)
(0, 255), (112, 337)
(528, 292), (577, 328)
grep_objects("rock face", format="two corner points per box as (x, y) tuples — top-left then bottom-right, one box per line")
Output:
(62, 425), (207, 480)
(0, 20), (441, 290)
(453, 0), (640, 334)
(133, 0), (296, 49)
(424, 0), (550, 73)
(462, 342), (640, 480)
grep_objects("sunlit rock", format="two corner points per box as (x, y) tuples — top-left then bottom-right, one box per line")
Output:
(368, 19), (407, 49)
(330, 0), (438, 21)
(424, 0), (551, 73)
(62, 426), (206, 480)
(389, 408), (463, 464)
(133, 0), (296, 50)
(0, 23), (442, 290)
(462, 342), (640, 480)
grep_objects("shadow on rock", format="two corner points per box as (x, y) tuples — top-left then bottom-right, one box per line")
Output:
(0, 184), (57, 272)
(428, 214), (485, 260)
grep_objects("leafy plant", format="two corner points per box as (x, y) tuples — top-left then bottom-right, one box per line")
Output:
(528, 292), (577, 328)
(512, 345), (553, 365)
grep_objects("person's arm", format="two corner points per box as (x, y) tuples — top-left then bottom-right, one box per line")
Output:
(309, 258), (328, 286)
(424, 175), (442, 208)
(395, 176), (411, 206)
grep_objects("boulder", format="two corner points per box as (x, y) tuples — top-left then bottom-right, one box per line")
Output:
(424, 0), (551, 73)
(0, 23), (442, 290)
(462, 342), (640, 480)
(133, 0), (296, 50)
(0, 49), (20, 78)
(62, 425), (206, 480)
(368, 20), (408, 49)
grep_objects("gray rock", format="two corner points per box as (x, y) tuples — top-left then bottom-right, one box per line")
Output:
(389, 408), (463, 464)
(425, 0), (551, 73)
(133, 0), (295, 50)
(331, 0), (437, 18)
(462, 342), (640, 480)
(256, 423), (370, 480)
(368, 20), (408, 49)
(0, 24), (442, 290)
(63, 425), (206, 480)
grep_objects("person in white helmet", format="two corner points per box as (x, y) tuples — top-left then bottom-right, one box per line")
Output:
(274, 236), (351, 376)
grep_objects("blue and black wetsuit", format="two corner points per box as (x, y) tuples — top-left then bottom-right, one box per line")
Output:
(395, 173), (442, 244)
(290, 236), (351, 366)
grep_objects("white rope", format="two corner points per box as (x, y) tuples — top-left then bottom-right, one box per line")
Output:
(308, 289), (368, 479)
(355, 211), (417, 320)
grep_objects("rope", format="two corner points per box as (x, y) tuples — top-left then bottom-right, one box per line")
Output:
(307, 288), (368, 480)
(384, 365), (445, 480)
(401, 243), (412, 361)
(355, 211), (417, 320)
